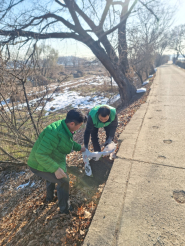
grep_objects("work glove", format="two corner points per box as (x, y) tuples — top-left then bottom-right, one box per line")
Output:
(104, 137), (113, 146)
(80, 146), (86, 152)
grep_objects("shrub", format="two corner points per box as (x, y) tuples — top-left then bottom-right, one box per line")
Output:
(176, 60), (185, 69)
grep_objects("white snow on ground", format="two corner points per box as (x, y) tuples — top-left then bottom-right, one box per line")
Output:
(43, 88), (120, 115)
(16, 181), (30, 190)
(136, 88), (146, 93)
(1, 98), (10, 105)
(148, 75), (153, 78)
(142, 80), (149, 85)
(30, 182), (35, 187)
(18, 171), (25, 176)
(1, 76), (120, 115)
(27, 76), (117, 96)
(16, 181), (35, 189)
(109, 94), (120, 103)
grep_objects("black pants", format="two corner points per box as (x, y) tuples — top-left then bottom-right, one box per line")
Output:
(91, 124), (112, 152)
(30, 167), (69, 213)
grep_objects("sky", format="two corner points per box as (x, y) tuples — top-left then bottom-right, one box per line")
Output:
(172, 0), (185, 25)
(3, 0), (185, 59)
(45, 0), (185, 58)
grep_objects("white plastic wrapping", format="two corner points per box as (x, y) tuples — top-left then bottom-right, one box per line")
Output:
(82, 142), (116, 176)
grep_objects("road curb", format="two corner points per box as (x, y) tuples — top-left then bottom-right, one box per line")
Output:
(83, 79), (155, 246)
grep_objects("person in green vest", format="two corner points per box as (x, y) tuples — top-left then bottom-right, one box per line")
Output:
(84, 105), (118, 151)
(27, 109), (86, 214)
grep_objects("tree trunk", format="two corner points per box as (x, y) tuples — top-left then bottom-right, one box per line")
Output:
(136, 72), (143, 84)
(118, 19), (129, 74)
(118, 0), (130, 74)
(88, 41), (136, 105)
(110, 76), (112, 89)
(145, 70), (148, 78)
(149, 65), (155, 75)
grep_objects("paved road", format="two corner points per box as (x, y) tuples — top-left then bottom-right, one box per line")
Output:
(83, 64), (185, 246)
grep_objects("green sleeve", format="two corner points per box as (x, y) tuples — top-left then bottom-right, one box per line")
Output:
(35, 130), (60, 173)
(73, 141), (81, 151)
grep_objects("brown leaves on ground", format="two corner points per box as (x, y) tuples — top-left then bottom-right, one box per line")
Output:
(0, 173), (99, 246)
(0, 77), (154, 246)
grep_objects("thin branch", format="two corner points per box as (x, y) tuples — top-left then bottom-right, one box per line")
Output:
(36, 74), (72, 130)
(0, 131), (34, 144)
(5, 45), (10, 62)
(0, 30), (83, 44)
(19, 13), (76, 31)
(97, 0), (138, 42)
(0, 109), (34, 144)
(99, 0), (113, 28)
(0, 145), (26, 164)
(0, 92), (12, 115)
(40, 20), (58, 33)
(86, 0), (100, 23)
(0, 160), (26, 166)
(139, 0), (159, 22)
(73, 1), (97, 31)
(72, 0), (118, 61)
(0, 138), (33, 148)
(55, 0), (67, 7)
(0, 0), (25, 21)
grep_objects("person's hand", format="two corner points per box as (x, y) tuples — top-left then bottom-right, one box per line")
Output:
(55, 168), (67, 179)
(104, 137), (112, 146)
(80, 146), (86, 152)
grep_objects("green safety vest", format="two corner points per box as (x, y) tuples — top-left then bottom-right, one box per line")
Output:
(89, 105), (116, 128)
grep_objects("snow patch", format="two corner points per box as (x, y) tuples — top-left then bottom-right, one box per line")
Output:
(16, 181), (35, 189)
(136, 88), (146, 93)
(17, 181), (30, 190)
(2, 76), (120, 114)
(30, 182), (35, 187)
(142, 81), (149, 86)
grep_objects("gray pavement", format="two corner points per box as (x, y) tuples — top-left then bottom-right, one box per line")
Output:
(83, 63), (185, 246)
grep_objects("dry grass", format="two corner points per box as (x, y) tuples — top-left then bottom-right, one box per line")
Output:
(69, 82), (118, 97)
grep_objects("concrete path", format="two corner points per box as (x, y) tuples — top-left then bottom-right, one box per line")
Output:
(83, 63), (185, 246)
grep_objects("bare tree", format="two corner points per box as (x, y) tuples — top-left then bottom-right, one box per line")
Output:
(169, 24), (185, 61)
(0, 47), (69, 167)
(0, 0), (168, 105)
(127, 2), (173, 83)
(58, 56), (70, 68)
